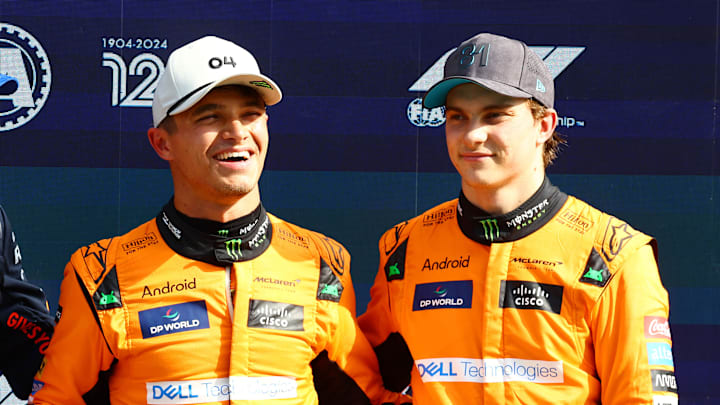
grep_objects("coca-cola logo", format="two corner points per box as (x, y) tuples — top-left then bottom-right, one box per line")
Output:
(644, 316), (672, 340)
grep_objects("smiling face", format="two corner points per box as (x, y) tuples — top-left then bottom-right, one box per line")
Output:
(444, 83), (556, 211)
(148, 85), (269, 219)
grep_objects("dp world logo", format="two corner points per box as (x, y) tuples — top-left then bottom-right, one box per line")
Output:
(162, 308), (180, 322)
(407, 45), (584, 127)
(138, 300), (209, 339)
(434, 286), (448, 297)
(0, 23), (51, 132)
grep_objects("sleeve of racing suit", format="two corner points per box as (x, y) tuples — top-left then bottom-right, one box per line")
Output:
(590, 243), (677, 403)
(357, 230), (414, 393)
(0, 205), (55, 400)
(31, 260), (116, 405)
(309, 234), (410, 405)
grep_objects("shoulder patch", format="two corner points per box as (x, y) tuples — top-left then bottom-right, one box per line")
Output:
(316, 236), (347, 276)
(600, 217), (637, 263)
(382, 220), (409, 256)
(580, 248), (612, 287)
(80, 239), (114, 283)
(93, 266), (123, 310)
(384, 239), (408, 281)
(317, 258), (343, 302)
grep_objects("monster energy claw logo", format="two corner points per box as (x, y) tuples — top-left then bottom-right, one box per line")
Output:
(218, 229), (229, 237)
(225, 238), (242, 261)
(479, 219), (500, 241)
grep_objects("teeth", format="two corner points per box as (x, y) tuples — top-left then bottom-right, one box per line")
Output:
(216, 151), (250, 161)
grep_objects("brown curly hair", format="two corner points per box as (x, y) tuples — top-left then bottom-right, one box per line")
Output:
(528, 99), (565, 167)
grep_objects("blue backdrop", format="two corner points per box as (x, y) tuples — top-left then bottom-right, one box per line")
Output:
(0, 1), (717, 403)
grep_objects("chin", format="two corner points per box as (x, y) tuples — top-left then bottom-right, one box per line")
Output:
(462, 174), (504, 190)
(211, 180), (254, 196)
(224, 186), (256, 196)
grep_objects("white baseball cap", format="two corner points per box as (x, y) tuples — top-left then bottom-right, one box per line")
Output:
(152, 35), (282, 127)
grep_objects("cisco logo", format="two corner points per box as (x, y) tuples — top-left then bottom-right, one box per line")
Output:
(499, 280), (563, 314)
(247, 299), (304, 331)
(0, 22), (51, 132)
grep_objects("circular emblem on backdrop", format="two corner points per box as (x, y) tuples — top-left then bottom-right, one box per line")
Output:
(0, 22), (51, 132)
(406, 98), (445, 127)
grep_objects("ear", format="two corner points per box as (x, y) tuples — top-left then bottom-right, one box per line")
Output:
(147, 127), (173, 161)
(536, 108), (558, 145)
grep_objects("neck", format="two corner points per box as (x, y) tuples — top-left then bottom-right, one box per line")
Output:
(461, 168), (546, 216)
(172, 188), (261, 223)
(456, 176), (568, 244)
(156, 199), (273, 265)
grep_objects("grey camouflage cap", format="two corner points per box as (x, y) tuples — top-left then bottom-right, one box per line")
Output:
(423, 33), (554, 109)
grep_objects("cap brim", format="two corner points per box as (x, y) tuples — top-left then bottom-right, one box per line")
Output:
(423, 77), (532, 109)
(168, 73), (282, 118)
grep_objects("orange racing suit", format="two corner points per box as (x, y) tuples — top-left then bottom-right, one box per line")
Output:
(32, 202), (406, 405)
(359, 178), (677, 404)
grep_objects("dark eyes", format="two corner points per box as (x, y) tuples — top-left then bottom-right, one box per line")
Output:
(196, 114), (218, 123)
(445, 111), (507, 122)
(445, 112), (465, 121)
(196, 110), (263, 124)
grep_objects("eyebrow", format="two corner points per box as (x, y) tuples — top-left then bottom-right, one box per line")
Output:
(445, 102), (518, 112)
(190, 100), (266, 118)
(190, 103), (223, 117)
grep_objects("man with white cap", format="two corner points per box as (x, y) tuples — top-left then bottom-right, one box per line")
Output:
(32, 36), (408, 405)
(359, 33), (677, 404)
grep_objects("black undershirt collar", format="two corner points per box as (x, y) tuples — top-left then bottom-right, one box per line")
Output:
(155, 198), (273, 266)
(457, 177), (568, 245)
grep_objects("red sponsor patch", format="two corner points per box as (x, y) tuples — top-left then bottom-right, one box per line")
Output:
(6, 311), (51, 354)
(645, 316), (672, 340)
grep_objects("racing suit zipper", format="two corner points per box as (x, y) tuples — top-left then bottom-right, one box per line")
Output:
(225, 265), (234, 319)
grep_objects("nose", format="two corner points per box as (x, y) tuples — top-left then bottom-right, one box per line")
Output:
(223, 119), (251, 140)
(464, 120), (488, 145)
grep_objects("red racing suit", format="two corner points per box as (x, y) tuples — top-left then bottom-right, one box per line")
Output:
(32, 202), (406, 405)
(359, 178), (677, 404)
